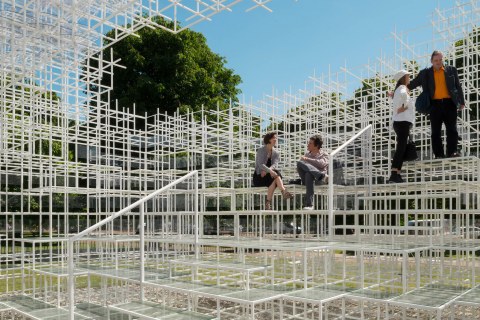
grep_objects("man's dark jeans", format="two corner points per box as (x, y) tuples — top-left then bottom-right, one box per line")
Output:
(430, 98), (458, 158)
(297, 161), (325, 207)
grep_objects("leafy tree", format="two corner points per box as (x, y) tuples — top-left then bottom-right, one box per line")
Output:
(447, 27), (480, 155)
(348, 75), (391, 112)
(403, 60), (420, 75)
(88, 17), (242, 120)
(1, 76), (71, 159)
(269, 91), (344, 134)
(1, 76), (77, 236)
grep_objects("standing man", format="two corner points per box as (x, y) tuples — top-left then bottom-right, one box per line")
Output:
(408, 50), (465, 158)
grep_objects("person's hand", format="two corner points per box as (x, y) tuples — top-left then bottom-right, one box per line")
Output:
(387, 91), (394, 98)
(300, 156), (307, 161)
(260, 171), (266, 178)
(458, 104), (465, 111)
(270, 171), (278, 179)
(397, 105), (407, 113)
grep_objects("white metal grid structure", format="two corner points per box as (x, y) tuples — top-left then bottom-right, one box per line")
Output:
(1, 0), (480, 319)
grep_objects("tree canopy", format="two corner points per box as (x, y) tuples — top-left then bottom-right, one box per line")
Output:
(89, 17), (242, 118)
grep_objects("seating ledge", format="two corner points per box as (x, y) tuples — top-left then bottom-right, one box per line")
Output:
(110, 301), (214, 320)
(0, 302), (11, 312)
(1, 295), (91, 319)
(169, 258), (271, 271)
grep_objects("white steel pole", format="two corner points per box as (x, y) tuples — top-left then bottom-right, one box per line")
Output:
(195, 172), (199, 259)
(140, 202), (145, 301)
(68, 240), (74, 320)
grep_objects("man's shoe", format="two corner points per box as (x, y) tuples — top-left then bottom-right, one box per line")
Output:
(302, 206), (314, 210)
(449, 152), (460, 158)
(388, 173), (404, 183)
(288, 179), (302, 185)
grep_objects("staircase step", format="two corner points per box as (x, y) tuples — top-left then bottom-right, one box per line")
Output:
(169, 258), (271, 272)
(390, 283), (468, 309)
(359, 192), (458, 200)
(0, 302), (11, 312)
(1, 295), (90, 319)
(75, 302), (130, 320)
(455, 284), (480, 306)
(110, 301), (215, 319)
(284, 286), (347, 303)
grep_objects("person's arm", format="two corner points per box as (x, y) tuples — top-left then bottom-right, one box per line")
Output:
(396, 87), (409, 113)
(304, 152), (328, 170)
(407, 69), (423, 91)
(453, 67), (465, 106)
(254, 148), (264, 175)
(270, 150), (279, 170)
(317, 152), (329, 171)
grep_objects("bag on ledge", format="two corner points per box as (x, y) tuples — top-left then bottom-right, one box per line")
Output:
(404, 137), (418, 161)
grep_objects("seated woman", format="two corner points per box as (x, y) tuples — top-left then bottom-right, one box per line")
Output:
(253, 132), (293, 210)
(297, 134), (328, 210)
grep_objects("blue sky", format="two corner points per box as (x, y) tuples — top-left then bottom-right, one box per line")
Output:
(192, 0), (453, 103)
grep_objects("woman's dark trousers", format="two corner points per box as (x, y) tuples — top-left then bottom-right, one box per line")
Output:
(392, 121), (411, 171)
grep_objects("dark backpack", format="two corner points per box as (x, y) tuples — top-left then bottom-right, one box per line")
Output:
(414, 68), (432, 115)
(415, 90), (431, 115)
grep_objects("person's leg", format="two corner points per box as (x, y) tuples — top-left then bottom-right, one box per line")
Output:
(264, 181), (276, 210)
(270, 170), (285, 191)
(297, 161), (307, 187)
(297, 160), (325, 181)
(430, 104), (445, 158)
(444, 100), (459, 156)
(391, 121), (410, 172)
(267, 181), (276, 201)
(304, 172), (314, 207)
(297, 161), (322, 207)
(274, 176), (293, 199)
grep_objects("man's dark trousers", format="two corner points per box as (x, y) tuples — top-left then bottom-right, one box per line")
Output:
(430, 98), (458, 158)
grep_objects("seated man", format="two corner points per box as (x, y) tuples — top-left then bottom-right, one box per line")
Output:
(297, 134), (329, 210)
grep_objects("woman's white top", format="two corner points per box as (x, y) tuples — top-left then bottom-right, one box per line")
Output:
(392, 85), (415, 124)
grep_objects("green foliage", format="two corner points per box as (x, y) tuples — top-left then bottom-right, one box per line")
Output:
(270, 91), (343, 134)
(1, 76), (77, 215)
(448, 27), (480, 113)
(89, 17), (242, 119)
(1, 76), (72, 159)
(447, 27), (480, 154)
(348, 75), (391, 113)
(403, 60), (420, 75)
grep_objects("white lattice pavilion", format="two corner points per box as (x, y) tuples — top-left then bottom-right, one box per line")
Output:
(1, 0), (480, 319)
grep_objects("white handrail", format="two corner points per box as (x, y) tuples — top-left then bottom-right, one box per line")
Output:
(68, 170), (199, 319)
(327, 125), (372, 239)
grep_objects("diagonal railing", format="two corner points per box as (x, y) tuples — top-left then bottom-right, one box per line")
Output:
(327, 125), (372, 239)
(67, 170), (199, 319)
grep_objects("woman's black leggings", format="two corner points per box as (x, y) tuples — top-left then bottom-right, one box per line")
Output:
(392, 121), (412, 171)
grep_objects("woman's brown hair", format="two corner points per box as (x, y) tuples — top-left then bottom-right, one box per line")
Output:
(393, 75), (409, 98)
(263, 132), (277, 145)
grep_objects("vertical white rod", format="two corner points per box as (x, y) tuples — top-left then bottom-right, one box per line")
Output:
(328, 155), (334, 240)
(68, 240), (74, 319)
(140, 202), (145, 301)
(195, 172), (199, 259)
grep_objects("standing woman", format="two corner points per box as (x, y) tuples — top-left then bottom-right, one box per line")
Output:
(388, 69), (415, 183)
(253, 132), (293, 210)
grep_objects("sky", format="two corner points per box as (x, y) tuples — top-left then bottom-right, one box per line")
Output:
(192, 0), (454, 104)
